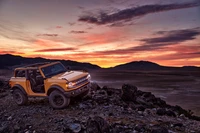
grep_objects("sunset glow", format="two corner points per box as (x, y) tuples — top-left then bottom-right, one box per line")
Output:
(0, 0), (200, 68)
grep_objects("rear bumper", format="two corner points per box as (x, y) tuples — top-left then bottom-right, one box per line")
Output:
(64, 83), (90, 97)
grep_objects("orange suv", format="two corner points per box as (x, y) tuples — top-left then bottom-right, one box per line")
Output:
(9, 62), (91, 109)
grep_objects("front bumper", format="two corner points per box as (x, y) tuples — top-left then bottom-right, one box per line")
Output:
(64, 83), (90, 97)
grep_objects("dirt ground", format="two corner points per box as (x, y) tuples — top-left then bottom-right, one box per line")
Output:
(1, 69), (200, 116)
(0, 69), (200, 132)
(90, 69), (200, 116)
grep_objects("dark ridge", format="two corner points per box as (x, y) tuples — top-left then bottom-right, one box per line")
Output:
(112, 61), (163, 70)
(112, 60), (200, 71)
(0, 54), (199, 71)
(0, 54), (100, 70)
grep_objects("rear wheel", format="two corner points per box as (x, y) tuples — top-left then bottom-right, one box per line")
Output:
(49, 90), (70, 109)
(13, 89), (28, 105)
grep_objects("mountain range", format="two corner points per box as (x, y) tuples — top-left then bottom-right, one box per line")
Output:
(0, 54), (100, 70)
(0, 54), (199, 71)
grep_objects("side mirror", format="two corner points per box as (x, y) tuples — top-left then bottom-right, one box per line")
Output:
(66, 66), (70, 70)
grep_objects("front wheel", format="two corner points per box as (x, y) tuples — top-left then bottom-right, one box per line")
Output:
(49, 90), (70, 109)
(13, 89), (28, 105)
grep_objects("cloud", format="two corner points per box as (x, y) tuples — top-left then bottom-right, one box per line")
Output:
(77, 6), (85, 10)
(0, 50), (24, 55)
(70, 30), (87, 34)
(68, 22), (76, 26)
(37, 34), (58, 37)
(87, 27), (93, 30)
(77, 29), (127, 46)
(33, 39), (64, 47)
(0, 19), (35, 42)
(75, 28), (200, 55)
(35, 47), (78, 52)
(144, 50), (200, 61)
(56, 26), (62, 28)
(78, 2), (200, 26)
(139, 27), (200, 49)
(63, 43), (200, 67)
(189, 52), (200, 55)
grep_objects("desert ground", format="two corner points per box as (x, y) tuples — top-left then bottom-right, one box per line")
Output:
(1, 69), (200, 116)
(0, 69), (200, 132)
(90, 69), (200, 116)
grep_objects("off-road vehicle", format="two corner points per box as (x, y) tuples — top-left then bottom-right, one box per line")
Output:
(9, 62), (91, 109)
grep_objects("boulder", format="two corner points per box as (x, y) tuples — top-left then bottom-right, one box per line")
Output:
(86, 116), (110, 133)
(156, 109), (176, 117)
(156, 108), (166, 116)
(121, 84), (137, 102)
(135, 124), (146, 132)
(0, 122), (10, 133)
(0, 79), (9, 93)
(102, 86), (122, 96)
(68, 123), (81, 133)
(151, 126), (169, 133)
(166, 110), (176, 117)
(90, 82), (101, 92)
(92, 90), (108, 104)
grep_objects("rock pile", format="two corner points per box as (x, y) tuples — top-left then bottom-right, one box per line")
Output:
(0, 82), (200, 133)
(0, 79), (9, 93)
(0, 79), (9, 99)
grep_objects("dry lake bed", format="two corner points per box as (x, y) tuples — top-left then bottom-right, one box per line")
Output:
(90, 69), (200, 116)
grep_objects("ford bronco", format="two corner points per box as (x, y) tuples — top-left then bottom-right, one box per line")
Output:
(9, 62), (91, 109)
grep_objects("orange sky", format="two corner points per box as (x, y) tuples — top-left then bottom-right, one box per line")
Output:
(0, 0), (200, 68)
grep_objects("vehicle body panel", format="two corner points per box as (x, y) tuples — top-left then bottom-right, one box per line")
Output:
(9, 62), (91, 97)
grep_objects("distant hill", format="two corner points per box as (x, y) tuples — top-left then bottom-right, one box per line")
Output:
(0, 54), (199, 71)
(0, 54), (101, 70)
(112, 61), (162, 70)
(112, 61), (200, 71)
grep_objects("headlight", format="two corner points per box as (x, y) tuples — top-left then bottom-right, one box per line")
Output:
(67, 82), (76, 88)
(86, 74), (91, 81)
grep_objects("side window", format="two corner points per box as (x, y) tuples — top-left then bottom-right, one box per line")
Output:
(36, 69), (42, 76)
(28, 69), (42, 77)
(15, 70), (25, 77)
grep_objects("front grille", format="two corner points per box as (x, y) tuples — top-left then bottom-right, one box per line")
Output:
(74, 76), (88, 87)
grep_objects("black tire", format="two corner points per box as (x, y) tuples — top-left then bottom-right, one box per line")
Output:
(13, 89), (28, 105)
(49, 90), (70, 109)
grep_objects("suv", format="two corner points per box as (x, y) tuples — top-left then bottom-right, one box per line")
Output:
(9, 62), (91, 109)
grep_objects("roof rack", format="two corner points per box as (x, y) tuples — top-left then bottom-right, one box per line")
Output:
(23, 62), (50, 68)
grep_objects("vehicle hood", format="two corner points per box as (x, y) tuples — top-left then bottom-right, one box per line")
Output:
(51, 71), (88, 81)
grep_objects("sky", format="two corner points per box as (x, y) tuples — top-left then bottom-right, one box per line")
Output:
(0, 0), (200, 68)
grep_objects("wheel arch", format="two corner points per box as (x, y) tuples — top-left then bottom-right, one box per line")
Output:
(47, 85), (65, 96)
(11, 84), (27, 95)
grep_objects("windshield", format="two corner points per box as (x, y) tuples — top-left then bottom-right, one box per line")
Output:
(41, 63), (67, 77)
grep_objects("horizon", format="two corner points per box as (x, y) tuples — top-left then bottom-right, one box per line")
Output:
(0, 0), (200, 67)
(1, 53), (200, 68)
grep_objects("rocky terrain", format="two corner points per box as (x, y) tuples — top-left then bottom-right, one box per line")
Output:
(0, 79), (200, 133)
